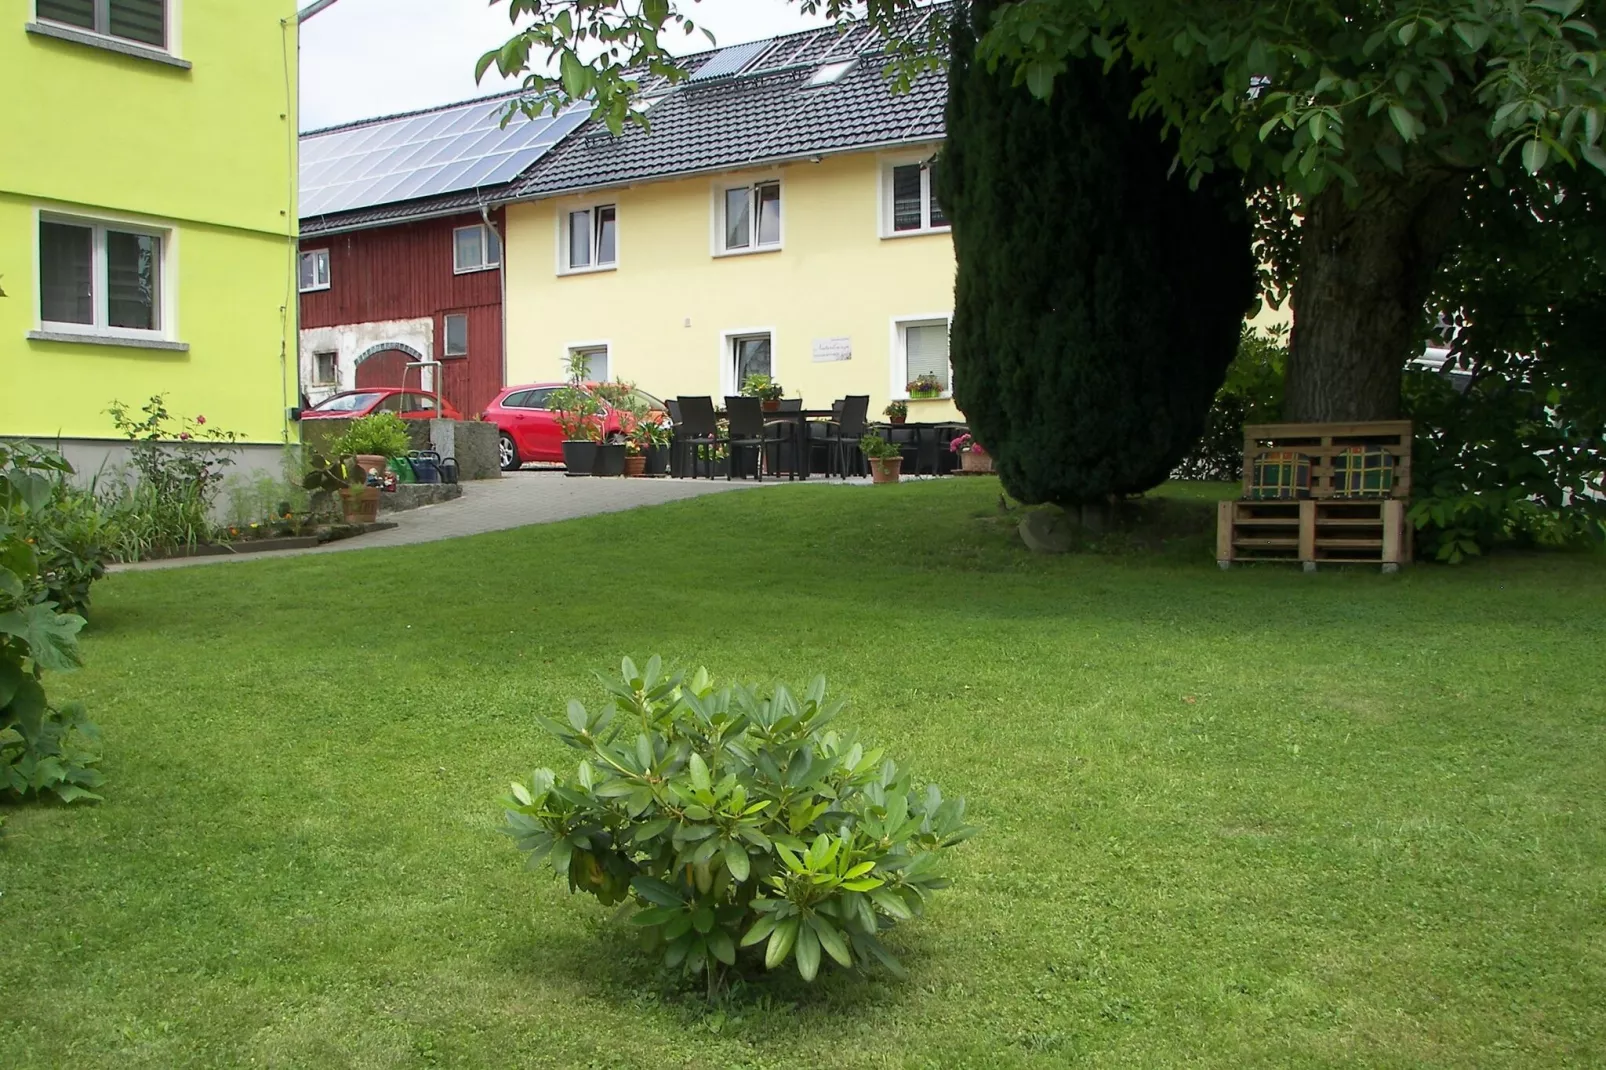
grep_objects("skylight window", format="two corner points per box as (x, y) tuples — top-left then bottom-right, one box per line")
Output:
(808, 60), (856, 87)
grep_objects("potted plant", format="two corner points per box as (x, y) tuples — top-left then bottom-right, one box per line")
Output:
(907, 374), (944, 400)
(741, 373), (786, 412)
(330, 412), (411, 482)
(884, 400), (908, 426)
(859, 433), (904, 484)
(302, 453), (379, 524)
(605, 381), (655, 477)
(549, 352), (603, 476)
(595, 431), (629, 477)
(643, 419), (673, 475)
(950, 433), (993, 474)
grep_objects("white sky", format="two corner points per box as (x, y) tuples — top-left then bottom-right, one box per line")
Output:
(298, 0), (838, 131)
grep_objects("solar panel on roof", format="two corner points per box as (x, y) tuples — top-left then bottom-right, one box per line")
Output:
(299, 98), (585, 219)
(689, 39), (770, 81)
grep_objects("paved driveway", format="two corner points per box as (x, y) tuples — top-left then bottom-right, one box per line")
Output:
(112, 471), (767, 572)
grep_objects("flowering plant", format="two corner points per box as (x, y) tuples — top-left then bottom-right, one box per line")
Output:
(907, 374), (944, 397)
(949, 434), (986, 456)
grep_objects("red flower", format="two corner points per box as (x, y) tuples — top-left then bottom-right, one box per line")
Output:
(179, 432), (192, 441)
(195, 415), (207, 425)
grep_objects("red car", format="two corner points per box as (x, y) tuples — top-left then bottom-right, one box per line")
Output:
(483, 382), (668, 470)
(301, 388), (463, 421)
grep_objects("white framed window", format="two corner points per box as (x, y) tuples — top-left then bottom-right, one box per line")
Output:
(313, 351), (337, 385)
(721, 330), (774, 396)
(893, 316), (952, 398)
(37, 213), (171, 341)
(453, 223), (501, 273)
(36, 0), (172, 51)
(443, 313), (469, 357)
(562, 204), (618, 273)
(716, 180), (782, 255)
(299, 249), (330, 293)
(568, 344), (610, 382)
(882, 159), (949, 237)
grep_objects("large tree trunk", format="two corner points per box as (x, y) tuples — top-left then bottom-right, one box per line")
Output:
(1284, 172), (1466, 422)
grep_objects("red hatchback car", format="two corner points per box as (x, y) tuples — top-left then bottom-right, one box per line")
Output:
(301, 389), (463, 421)
(483, 383), (668, 470)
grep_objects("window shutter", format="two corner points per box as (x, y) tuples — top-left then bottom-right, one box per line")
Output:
(109, 0), (166, 47)
(904, 323), (950, 391)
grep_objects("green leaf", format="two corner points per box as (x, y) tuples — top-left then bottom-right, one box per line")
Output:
(0, 658), (22, 709)
(794, 920), (821, 981)
(1396, 21), (1417, 47)
(688, 751), (710, 792)
(870, 888), (914, 921)
(1453, 22), (1489, 52)
(1581, 142), (1606, 173)
(1024, 61), (1054, 100)
(1388, 104), (1417, 142)
(510, 780), (532, 806)
(5, 676), (46, 739)
(566, 698), (588, 732)
(707, 928), (736, 966)
(691, 903), (714, 934)
(722, 839), (750, 883)
(1522, 137), (1551, 174)
(631, 876), (685, 908)
(740, 913), (778, 947)
(807, 914), (852, 968)
(0, 604), (84, 672)
(765, 916), (798, 969)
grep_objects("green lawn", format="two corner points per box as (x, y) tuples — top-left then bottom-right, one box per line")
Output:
(2, 480), (1603, 1069)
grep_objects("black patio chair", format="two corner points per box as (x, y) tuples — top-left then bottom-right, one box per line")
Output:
(665, 398), (683, 476)
(764, 398), (804, 478)
(823, 395), (870, 478)
(674, 396), (721, 479)
(723, 396), (768, 481)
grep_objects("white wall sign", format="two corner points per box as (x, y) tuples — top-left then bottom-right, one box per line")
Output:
(812, 336), (853, 363)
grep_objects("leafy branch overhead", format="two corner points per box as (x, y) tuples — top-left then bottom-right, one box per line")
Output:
(481, 0), (1606, 184)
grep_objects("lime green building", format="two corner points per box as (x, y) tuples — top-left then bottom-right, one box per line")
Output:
(1, 1), (301, 460)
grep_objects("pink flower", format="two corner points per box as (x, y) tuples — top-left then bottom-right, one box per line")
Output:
(179, 432), (192, 441)
(195, 415), (207, 425)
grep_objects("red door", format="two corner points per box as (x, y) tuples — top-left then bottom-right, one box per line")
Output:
(355, 349), (412, 389)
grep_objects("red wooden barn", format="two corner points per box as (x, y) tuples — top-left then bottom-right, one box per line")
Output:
(297, 95), (586, 418)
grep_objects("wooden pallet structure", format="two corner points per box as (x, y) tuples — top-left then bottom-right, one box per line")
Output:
(1217, 420), (1412, 573)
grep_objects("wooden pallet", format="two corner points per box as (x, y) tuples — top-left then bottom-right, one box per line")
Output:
(1217, 421), (1413, 572)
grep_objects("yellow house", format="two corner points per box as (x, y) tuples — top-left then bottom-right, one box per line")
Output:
(0, 1), (300, 464)
(503, 21), (965, 424)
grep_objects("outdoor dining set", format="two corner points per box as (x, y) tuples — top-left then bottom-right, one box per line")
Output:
(663, 395), (971, 480)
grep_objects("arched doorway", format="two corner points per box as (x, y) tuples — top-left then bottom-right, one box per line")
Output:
(353, 342), (429, 391)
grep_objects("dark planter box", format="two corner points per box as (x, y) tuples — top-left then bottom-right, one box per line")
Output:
(562, 440), (597, 476)
(645, 445), (671, 475)
(593, 443), (627, 477)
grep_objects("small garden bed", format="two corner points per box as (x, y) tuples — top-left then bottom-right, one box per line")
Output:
(134, 521), (399, 561)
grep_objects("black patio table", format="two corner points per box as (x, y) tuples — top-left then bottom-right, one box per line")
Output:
(744, 407), (836, 480)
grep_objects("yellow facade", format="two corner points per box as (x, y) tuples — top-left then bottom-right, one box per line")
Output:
(0, 3), (300, 443)
(506, 149), (964, 422)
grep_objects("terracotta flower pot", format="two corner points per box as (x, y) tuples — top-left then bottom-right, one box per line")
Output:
(339, 486), (381, 524)
(869, 456), (903, 484)
(355, 454), (388, 481)
(762, 399), (780, 412)
(888, 415), (906, 425)
(959, 449), (993, 474)
(623, 453), (647, 477)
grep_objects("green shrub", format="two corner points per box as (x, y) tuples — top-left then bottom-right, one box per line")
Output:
(331, 413), (412, 460)
(22, 475), (119, 619)
(1174, 328), (1287, 483)
(505, 658), (974, 994)
(105, 395), (241, 559)
(1, 442), (103, 809)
